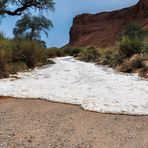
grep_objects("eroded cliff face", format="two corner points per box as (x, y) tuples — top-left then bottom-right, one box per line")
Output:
(69, 0), (148, 48)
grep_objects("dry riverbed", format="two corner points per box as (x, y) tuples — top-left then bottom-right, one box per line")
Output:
(0, 97), (148, 148)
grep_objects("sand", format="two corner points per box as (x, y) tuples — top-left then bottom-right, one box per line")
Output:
(0, 97), (148, 148)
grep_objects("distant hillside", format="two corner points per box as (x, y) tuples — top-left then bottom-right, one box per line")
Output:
(68, 0), (148, 47)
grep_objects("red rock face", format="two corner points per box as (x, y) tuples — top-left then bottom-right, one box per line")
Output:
(69, 0), (148, 48)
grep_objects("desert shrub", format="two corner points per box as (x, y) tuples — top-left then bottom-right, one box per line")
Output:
(107, 52), (123, 67)
(0, 40), (12, 70)
(0, 36), (60, 78)
(116, 54), (144, 73)
(129, 54), (144, 69)
(114, 22), (148, 76)
(116, 61), (132, 73)
(96, 47), (122, 67)
(139, 67), (148, 78)
(119, 37), (143, 58)
(118, 22), (148, 58)
(98, 50), (113, 65)
(4, 62), (28, 74)
(65, 48), (83, 56)
(10, 40), (48, 68)
(46, 47), (65, 58)
(80, 47), (99, 62)
(120, 22), (148, 41)
(142, 42), (148, 55)
(0, 39), (12, 78)
(0, 38), (51, 78)
(0, 50), (10, 71)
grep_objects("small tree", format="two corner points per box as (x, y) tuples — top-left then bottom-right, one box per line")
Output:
(13, 15), (53, 42)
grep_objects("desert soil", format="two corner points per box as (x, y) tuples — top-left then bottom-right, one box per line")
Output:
(0, 97), (148, 148)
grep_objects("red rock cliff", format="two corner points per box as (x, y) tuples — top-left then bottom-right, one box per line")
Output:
(69, 0), (148, 47)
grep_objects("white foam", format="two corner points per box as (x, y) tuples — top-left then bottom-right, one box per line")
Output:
(0, 56), (148, 115)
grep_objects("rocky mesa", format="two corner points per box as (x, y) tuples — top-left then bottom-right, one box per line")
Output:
(69, 0), (148, 48)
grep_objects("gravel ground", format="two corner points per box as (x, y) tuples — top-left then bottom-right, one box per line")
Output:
(0, 97), (148, 148)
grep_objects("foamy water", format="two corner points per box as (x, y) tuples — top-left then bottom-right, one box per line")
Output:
(0, 56), (148, 115)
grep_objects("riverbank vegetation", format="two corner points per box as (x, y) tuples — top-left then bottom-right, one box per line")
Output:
(67, 22), (148, 78)
(1, 1), (148, 80)
(0, 34), (63, 78)
(0, 0), (64, 78)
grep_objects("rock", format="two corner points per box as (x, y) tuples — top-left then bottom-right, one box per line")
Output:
(69, 0), (148, 48)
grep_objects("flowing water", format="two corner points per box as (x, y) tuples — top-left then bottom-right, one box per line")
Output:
(0, 56), (148, 115)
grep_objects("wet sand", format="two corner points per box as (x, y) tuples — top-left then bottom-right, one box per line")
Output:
(0, 97), (148, 148)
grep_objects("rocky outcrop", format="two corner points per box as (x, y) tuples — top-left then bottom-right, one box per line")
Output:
(69, 0), (148, 47)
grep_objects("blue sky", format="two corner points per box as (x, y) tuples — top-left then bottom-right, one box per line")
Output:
(0, 0), (138, 47)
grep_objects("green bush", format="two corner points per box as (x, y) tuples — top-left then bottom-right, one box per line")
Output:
(80, 47), (99, 62)
(0, 38), (52, 78)
(10, 40), (48, 68)
(105, 52), (123, 67)
(120, 22), (148, 40)
(46, 47), (65, 58)
(0, 40), (12, 71)
(65, 48), (83, 56)
(4, 62), (28, 74)
(119, 37), (143, 58)
(0, 50), (10, 71)
(142, 43), (148, 55)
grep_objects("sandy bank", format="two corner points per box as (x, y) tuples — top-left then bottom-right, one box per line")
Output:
(0, 97), (148, 148)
